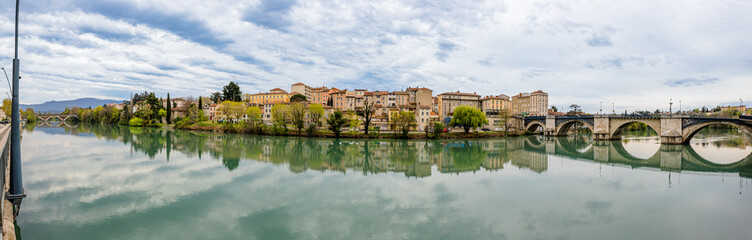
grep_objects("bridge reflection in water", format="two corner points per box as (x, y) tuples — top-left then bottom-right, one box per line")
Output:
(44, 124), (752, 179)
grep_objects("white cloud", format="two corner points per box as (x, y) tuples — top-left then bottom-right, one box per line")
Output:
(0, 0), (748, 112)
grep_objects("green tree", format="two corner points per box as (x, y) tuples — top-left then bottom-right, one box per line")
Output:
(289, 93), (307, 102)
(327, 111), (347, 138)
(218, 101), (245, 122)
(551, 106), (558, 112)
(308, 104), (325, 128)
(135, 104), (154, 121)
(166, 93), (172, 124)
(289, 102), (307, 135)
(158, 109), (167, 122)
(433, 122), (444, 138)
(198, 96), (203, 110)
(361, 98), (376, 135)
(245, 106), (263, 132)
(211, 92), (222, 104)
(449, 106), (487, 133)
(271, 104), (289, 133)
(119, 106), (131, 125)
(391, 111), (416, 138)
(345, 111), (361, 131)
(1, 98), (11, 119)
(222, 82), (242, 102)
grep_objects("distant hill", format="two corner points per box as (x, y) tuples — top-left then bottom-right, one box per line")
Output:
(20, 98), (122, 114)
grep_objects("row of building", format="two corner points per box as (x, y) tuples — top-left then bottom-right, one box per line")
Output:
(221, 82), (549, 130)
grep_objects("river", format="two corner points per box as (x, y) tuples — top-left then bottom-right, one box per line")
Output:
(16, 124), (752, 239)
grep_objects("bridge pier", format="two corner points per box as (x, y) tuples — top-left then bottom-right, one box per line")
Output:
(659, 144), (682, 171)
(659, 118), (683, 144)
(543, 116), (556, 136)
(593, 116), (613, 141)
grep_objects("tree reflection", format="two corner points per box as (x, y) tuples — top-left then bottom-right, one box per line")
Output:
(36, 124), (752, 177)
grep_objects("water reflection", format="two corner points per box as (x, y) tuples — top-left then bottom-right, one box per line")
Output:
(41, 124), (752, 178)
(19, 124), (752, 240)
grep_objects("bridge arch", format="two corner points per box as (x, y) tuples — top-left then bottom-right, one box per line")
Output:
(555, 119), (594, 136)
(610, 120), (661, 139)
(682, 144), (752, 170)
(525, 120), (544, 133)
(682, 121), (752, 144)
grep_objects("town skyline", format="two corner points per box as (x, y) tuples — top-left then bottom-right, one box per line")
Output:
(1, 0), (750, 112)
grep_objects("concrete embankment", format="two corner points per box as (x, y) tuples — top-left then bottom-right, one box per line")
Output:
(0, 125), (17, 240)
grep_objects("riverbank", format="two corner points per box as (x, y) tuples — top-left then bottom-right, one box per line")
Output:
(180, 123), (528, 139)
(1, 125), (16, 240)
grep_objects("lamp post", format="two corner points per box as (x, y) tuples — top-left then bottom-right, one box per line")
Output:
(1, 68), (12, 90)
(679, 100), (682, 116)
(600, 101), (603, 115)
(612, 102), (615, 115)
(669, 98), (673, 118)
(8, 0), (26, 203)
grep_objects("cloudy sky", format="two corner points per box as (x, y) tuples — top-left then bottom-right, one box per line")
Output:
(0, 0), (750, 112)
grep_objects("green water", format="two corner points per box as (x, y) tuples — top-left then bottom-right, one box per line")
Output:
(17, 124), (752, 239)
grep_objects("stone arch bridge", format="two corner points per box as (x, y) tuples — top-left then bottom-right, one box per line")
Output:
(522, 115), (752, 144)
(36, 114), (79, 122)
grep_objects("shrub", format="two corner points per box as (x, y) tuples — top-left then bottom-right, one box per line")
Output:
(433, 122), (444, 138)
(129, 117), (145, 126)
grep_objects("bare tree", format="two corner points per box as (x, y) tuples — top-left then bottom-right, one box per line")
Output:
(362, 98), (376, 135)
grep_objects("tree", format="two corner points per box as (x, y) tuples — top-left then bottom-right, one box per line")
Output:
(222, 82), (242, 102)
(308, 104), (325, 128)
(432, 122), (444, 138)
(551, 106), (558, 112)
(391, 111), (416, 138)
(654, 109), (661, 114)
(289, 102), (307, 135)
(499, 109), (510, 131)
(449, 106), (487, 133)
(135, 104), (154, 121)
(1, 98), (11, 119)
(290, 93), (307, 102)
(119, 106), (132, 125)
(361, 98), (376, 135)
(568, 104), (581, 115)
(345, 111), (361, 131)
(218, 101), (245, 122)
(211, 92), (222, 103)
(158, 109), (167, 122)
(198, 97), (203, 110)
(327, 111), (347, 138)
(166, 93), (172, 124)
(245, 106), (263, 131)
(271, 104), (289, 133)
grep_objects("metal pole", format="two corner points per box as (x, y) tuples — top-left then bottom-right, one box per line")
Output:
(1, 68), (11, 90)
(600, 101), (602, 115)
(679, 100), (682, 115)
(8, 0), (25, 202)
(669, 98), (673, 118)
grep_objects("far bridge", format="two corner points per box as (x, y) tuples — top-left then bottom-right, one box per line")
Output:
(36, 114), (79, 122)
(522, 115), (752, 144)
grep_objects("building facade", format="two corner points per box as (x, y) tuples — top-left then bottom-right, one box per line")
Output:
(511, 90), (548, 116)
(436, 91), (481, 120)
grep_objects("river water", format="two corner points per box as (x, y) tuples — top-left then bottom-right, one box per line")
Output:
(16, 124), (752, 239)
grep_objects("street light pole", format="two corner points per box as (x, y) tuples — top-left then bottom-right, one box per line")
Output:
(600, 101), (602, 115)
(612, 102), (614, 115)
(8, 0), (26, 203)
(679, 100), (682, 116)
(669, 98), (673, 118)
